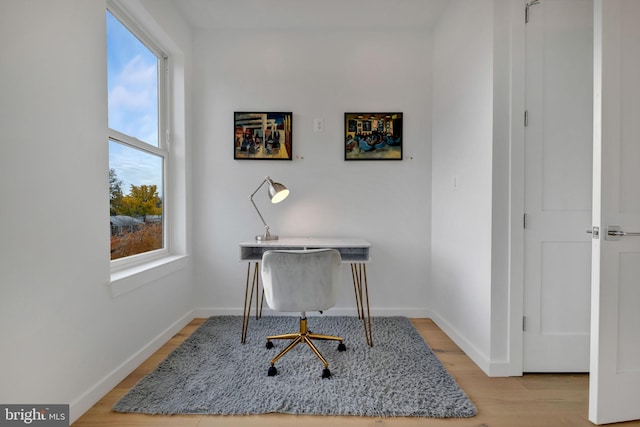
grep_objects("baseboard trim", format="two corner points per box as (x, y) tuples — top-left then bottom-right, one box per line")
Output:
(193, 307), (430, 318)
(429, 311), (511, 377)
(428, 311), (489, 373)
(69, 310), (194, 424)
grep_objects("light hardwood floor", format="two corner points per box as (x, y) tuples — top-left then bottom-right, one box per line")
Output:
(73, 318), (640, 427)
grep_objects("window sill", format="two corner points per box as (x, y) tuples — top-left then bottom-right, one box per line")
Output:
(109, 254), (189, 297)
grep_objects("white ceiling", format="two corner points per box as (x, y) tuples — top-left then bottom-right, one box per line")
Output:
(172, 0), (450, 30)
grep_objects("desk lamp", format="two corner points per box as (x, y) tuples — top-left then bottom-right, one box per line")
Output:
(249, 176), (289, 241)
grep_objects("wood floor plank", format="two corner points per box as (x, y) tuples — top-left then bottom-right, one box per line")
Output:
(73, 318), (640, 427)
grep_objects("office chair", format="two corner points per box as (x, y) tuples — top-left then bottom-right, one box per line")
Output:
(261, 249), (346, 378)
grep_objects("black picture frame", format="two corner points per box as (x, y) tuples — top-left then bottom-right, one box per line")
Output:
(344, 112), (403, 160)
(234, 112), (293, 160)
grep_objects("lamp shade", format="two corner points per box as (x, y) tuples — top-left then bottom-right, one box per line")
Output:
(268, 181), (289, 204)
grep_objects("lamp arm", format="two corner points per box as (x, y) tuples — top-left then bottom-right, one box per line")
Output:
(249, 177), (271, 232)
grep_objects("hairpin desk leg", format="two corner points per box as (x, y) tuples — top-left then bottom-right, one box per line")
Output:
(241, 263), (251, 343)
(351, 264), (363, 320)
(259, 287), (265, 318)
(362, 264), (373, 346)
(241, 262), (260, 344)
(351, 263), (373, 346)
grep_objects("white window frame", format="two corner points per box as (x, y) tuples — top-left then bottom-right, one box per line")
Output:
(107, 0), (188, 296)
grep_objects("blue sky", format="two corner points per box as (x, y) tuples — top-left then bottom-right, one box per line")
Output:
(107, 10), (162, 196)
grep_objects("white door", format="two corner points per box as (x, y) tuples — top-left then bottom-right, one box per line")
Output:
(589, 0), (640, 423)
(523, 0), (593, 372)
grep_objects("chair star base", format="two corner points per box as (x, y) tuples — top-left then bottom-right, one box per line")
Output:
(266, 317), (345, 377)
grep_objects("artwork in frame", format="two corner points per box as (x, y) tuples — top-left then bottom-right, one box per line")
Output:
(234, 112), (293, 160)
(344, 112), (403, 160)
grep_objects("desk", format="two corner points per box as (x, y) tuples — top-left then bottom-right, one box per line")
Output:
(239, 238), (373, 346)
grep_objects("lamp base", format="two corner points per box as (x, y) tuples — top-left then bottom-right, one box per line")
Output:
(256, 234), (279, 241)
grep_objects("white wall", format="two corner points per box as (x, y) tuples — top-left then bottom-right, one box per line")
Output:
(431, 0), (495, 371)
(490, 0), (515, 375)
(0, 0), (193, 422)
(431, 0), (516, 376)
(192, 27), (433, 317)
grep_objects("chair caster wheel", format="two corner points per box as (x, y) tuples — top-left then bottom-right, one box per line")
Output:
(268, 366), (277, 376)
(337, 342), (346, 352)
(266, 341), (274, 349)
(322, 368), (332, 379)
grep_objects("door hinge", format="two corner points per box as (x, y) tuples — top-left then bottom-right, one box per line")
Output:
(523, 213), (528, 229)
(524, 110), (529, 127)
(525, 0), (540, 24)
(523, 316), (527, 331)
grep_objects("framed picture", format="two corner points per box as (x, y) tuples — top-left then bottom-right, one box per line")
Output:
(344, 112), (403, 160)
(234, 112), (293, 160)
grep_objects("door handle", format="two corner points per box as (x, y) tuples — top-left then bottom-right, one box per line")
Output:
(606, 225), (640, 241)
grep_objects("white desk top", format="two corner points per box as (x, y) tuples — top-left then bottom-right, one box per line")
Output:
(240, 237), (371, 248)
(239, 237), (371, 262)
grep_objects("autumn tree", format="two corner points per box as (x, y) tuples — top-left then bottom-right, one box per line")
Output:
(118, 184), (162, 221)
(109, 171), (163, 259)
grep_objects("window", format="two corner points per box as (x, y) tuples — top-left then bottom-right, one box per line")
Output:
(107, 7), (167, 262)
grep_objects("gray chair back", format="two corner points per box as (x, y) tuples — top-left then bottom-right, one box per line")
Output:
(261, 249), (342, 313)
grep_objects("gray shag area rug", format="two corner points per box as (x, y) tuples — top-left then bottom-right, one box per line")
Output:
(113, 316), (477, 418)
